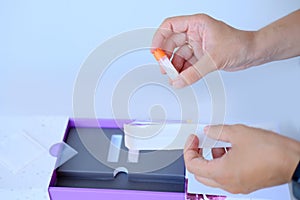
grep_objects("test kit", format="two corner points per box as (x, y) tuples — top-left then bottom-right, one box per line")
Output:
(48, 119), (231, 200)
(48, 118), (291, 200)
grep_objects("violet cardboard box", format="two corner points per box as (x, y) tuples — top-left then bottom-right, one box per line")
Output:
(48, 118), (226, 200)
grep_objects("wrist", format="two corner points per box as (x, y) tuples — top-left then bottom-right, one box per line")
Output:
(247, 29), (275, 67)
(274, 136), (300, 184)
(235, 30), (263, 70)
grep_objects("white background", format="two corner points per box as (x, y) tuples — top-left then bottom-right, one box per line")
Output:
(1, 0), (300, 140)
(1, 0), (300, 199)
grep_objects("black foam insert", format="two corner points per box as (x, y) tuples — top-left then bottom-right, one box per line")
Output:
(55, 127), (185, 192)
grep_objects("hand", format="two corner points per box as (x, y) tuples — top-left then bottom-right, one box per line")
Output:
(184, 124), (300, 194)
(152, 14), (256, 88)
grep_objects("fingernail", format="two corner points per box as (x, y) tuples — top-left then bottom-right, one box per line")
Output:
(172, 77), (186, 89)
(187, 134), (195, 142)
(185, 134), (196, 149)
(204, 126), (210, 133)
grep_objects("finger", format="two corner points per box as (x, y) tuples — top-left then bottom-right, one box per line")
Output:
(162, 33), (187, 58)
(187, 37), (204, 61)
(171, 56), (197, 85)
(182, 56), (197, 71)
(172, 66), (198, 89)
(194, 175), (221, 188)
(183, 134), (202, 172)
(151, 27), (173, 52)
(184, 134), (199, 153)
(212, 148), (226, 159)
(204, 125), (233, 143)
(152, 15), (196, 52)
(184, 135), (217, 178)
(172, 44), (194, 72)
(172, 54), (216, 88)
(172, 63), (206, 89)
(189, 53), (217, 81)
(160, 15), (193, 34)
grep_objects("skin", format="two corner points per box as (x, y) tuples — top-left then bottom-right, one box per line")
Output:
(151, 9), (300, 194)
(184, 125), (300, 194)
(151, 10), (300, 88)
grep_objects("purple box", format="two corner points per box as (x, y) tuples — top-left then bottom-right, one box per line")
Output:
(48, 118), (225, 200)
(48, 119), (187, 200)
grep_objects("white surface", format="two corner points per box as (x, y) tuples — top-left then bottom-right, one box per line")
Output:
(187, 170), (291, 200)
(124, 122), (231, 150)
(0, 116), (68, 200)
(1, 0), (300, 199)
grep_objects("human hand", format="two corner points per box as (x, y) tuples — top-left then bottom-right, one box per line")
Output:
(152, 14), (256, 88)
(184, 124), (300, 194)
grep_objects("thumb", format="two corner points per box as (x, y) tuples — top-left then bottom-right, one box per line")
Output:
(184, 134), (199, 151)
(204, 125), (232, 143)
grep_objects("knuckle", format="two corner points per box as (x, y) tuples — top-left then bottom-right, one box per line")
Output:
(226, 187), (241, 194)
(227, 124), (246, 135)
(160, 18), (174, 31)
(240, 189), (251, 195)
(193, 13), (210, 21)
(162, 17), (172, 24)
(233, 124), (247, 130)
